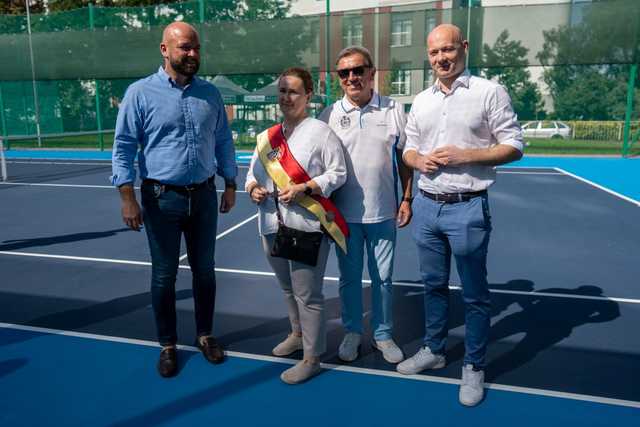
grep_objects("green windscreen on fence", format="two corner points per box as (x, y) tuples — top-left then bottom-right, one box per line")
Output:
(0, 0), (638, 155)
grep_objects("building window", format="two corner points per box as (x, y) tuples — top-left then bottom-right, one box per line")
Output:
(424, 61), (434, 89)
(391, 13), (412, 47)
(425, 14), (437, 36)
(391, 63), (411, 96)
(342, 15), (363, 47)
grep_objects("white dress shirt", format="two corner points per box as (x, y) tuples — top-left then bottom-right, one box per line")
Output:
(245, 117), (347, 235)
(404, 70), (524, 193)
(319, 92), (406, 223)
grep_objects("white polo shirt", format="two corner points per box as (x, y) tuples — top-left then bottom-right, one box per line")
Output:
(319, 92), (406, 224)
(404, 70), (524, 194)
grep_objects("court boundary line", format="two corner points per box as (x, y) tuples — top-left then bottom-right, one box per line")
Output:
(0, 250), (638, 304)
(553, 167), (640, 207)
(178, 214), (258, 261)
(1, 322), (637, 409)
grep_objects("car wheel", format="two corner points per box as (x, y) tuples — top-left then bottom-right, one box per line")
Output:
(551, 134), (563, 139)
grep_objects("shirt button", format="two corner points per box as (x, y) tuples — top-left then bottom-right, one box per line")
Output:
(442, 111), (446, 116)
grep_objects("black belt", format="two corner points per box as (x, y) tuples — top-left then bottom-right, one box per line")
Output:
(420, 189), (486, 204)
(143, 176), (215, 194)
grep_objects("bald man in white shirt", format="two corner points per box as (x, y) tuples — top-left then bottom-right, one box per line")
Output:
(397, 24), (523, 407)
(320, 46), (413, 365)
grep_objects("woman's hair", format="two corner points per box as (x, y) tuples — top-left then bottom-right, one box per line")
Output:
(279, 67), (314, 94)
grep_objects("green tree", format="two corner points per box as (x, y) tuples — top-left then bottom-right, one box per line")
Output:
(536, 0), (639, 120)
(482, 30), (544, 121)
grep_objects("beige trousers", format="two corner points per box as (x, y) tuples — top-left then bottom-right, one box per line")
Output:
(262, 234), (330, 357)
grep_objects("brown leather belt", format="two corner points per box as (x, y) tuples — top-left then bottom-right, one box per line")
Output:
(420, 189), (487, 204)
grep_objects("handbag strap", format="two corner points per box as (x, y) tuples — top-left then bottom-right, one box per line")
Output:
(272, 183), (285, 226)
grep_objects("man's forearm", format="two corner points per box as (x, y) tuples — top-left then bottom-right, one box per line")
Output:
(118, 183), (137, 203)
(464, 144), (522, 166)
(396, 148), (414, 198)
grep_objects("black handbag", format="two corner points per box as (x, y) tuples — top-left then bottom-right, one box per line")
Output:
(270, 185), (324, 267)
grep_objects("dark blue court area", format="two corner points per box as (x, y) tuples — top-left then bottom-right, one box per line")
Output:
(1, 154), (639, 426)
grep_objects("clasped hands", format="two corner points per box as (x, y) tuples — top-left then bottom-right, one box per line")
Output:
(249, 182), (306, 205)
(413, 145), (468, 174)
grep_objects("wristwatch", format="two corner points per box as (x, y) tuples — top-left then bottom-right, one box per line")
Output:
(224, 179), (237, 190)
(304, 183), (313, 196)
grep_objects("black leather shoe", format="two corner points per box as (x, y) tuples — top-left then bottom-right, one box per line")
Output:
(157, 346), (178, 378)
(197, 336), (225, 364)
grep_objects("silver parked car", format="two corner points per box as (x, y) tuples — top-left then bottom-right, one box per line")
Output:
(521, 121), (572, 139)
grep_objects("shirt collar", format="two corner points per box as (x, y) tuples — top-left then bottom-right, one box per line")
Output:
(432, 69), (471, 94)
(340, 91), (380, 113)
(156, 66), (197, 89)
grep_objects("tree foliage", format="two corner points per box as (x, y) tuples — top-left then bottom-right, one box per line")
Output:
(482, 30), (544, 121)
(536, 0), (639, 120)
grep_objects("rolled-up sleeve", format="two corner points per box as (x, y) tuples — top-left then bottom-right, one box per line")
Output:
(213, 89), (237, 181)
(487, 85), (524, 152)
(314, 130), (347, 197)
(111, 86), (143, 187)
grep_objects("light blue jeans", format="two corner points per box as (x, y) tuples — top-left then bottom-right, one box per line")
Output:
(336, 219), (396, 341)
(412, 192), (492, 369)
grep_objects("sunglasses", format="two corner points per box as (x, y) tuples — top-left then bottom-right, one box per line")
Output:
(336, 65), (369, 79)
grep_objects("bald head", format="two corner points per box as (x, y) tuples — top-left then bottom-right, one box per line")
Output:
(160, 21), (201, 84)
(427, 24), (465, 48)
(426, 24), (468, 88)
(162, 21), (199, 45)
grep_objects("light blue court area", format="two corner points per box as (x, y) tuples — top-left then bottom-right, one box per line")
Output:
(510, 157), (640, 203)
(4, 150), (254, 165)
(0, 325), (637, 427)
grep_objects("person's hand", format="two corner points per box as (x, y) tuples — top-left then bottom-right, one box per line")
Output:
(432, 145), (469, 166)
(122, 199), (143, 231)
(278, 183), (305, 205)
(220, 187), (236, 213)
(396, 200), (412, 228)
(414, 152), (448, 174)
(249, 185), (269, 204)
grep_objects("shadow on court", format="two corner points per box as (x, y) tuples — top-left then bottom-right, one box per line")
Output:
(0, 228), (133, 251)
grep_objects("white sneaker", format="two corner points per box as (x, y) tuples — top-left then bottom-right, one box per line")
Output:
(272, 334), (303, 357)
(280, 360), (321, 384)
(396, 346), (445, 375)
(372, 339), (404, 363)
(459, 364), (485, 407)
(338, 332), (361, 362)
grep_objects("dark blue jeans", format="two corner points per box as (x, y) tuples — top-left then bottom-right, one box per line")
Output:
(141, 180), (218, 346)
(411, 192), (492, 369)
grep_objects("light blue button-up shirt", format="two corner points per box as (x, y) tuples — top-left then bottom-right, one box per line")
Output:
(111, 67), (237, 187)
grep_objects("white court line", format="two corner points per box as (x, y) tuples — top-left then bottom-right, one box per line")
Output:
(1, 250), (638, 305)
(178, 213), (258, 261)
(496, 171), (562, 175)
(0, 181), (247, 193)
(554, 167), (640, 207)
(0, 322), (637, 409)
(7, 160), (111, 166)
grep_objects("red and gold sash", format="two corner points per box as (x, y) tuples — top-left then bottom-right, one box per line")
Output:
(257, 124), (349, 254)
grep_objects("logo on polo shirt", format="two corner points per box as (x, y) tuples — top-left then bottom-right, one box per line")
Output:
(339, 115), (351, 129)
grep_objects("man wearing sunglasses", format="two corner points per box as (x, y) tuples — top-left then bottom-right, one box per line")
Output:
(319, 46), (413, 365)
(397, 24), (523, 407)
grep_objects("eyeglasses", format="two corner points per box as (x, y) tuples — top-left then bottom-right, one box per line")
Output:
(336, 65), (369, 79)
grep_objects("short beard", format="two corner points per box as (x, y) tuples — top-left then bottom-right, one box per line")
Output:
(171, 57), (199, 78)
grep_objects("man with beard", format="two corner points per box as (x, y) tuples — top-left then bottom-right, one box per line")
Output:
(111, 22), (237, 378)
(396, 24), (523, 406)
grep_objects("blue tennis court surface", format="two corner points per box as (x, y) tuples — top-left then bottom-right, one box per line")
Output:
(1, 153), (638, 426)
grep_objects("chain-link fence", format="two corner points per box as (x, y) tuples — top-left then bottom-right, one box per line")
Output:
(0, 0), (638, 155)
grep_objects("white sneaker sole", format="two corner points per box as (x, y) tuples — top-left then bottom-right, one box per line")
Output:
(396, 358), (446, 375)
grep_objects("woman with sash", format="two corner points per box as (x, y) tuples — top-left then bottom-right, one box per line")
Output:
(245, 67), (348, 384)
